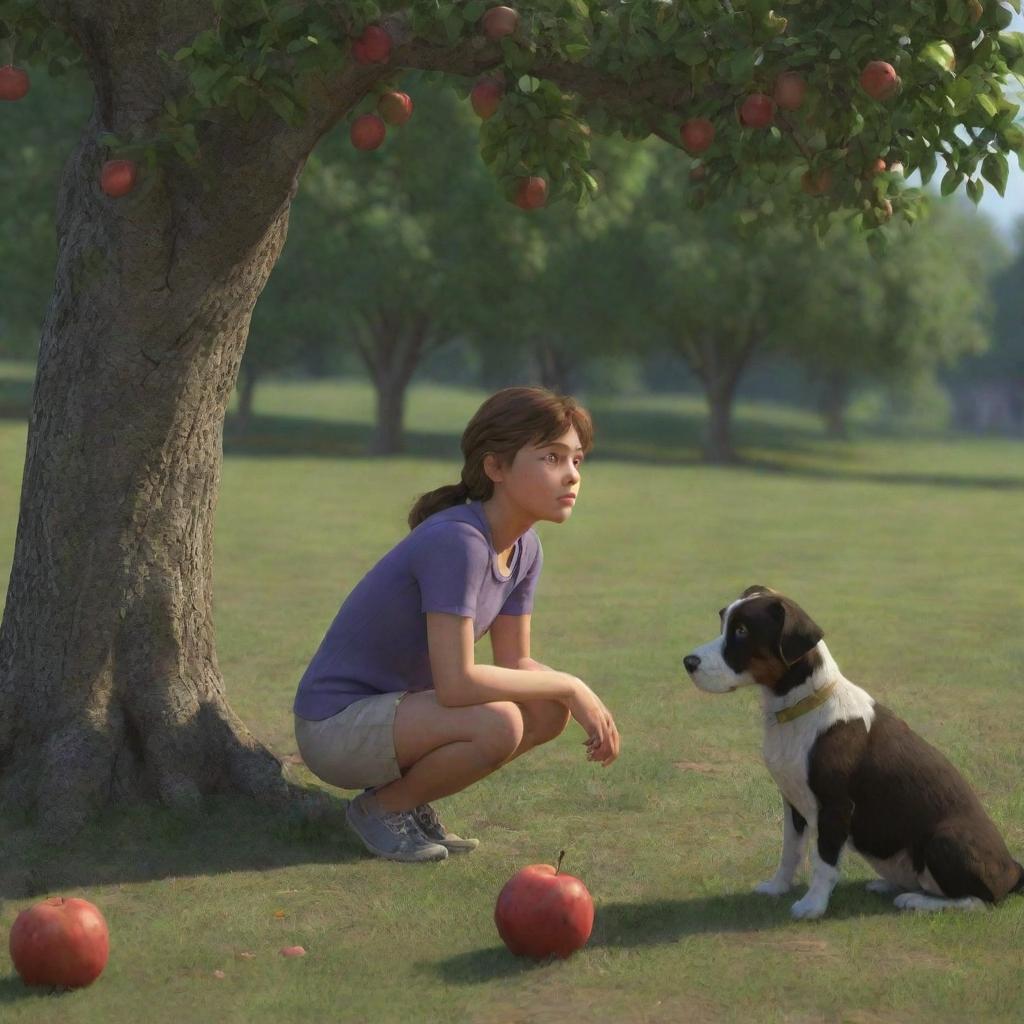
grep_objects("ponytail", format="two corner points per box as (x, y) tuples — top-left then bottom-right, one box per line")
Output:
(407, 481), (472, 530)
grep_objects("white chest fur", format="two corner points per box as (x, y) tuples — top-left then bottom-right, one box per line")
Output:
(760, 648), (876, 825)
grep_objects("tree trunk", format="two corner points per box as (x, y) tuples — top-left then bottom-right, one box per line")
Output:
(236, 363), (259, 434)
(356, 313), (439, 455)
(371, 373), (407, 455)
(705, 386), (738, 464)
(819, 370), (850, 439)
(0, 52), (344, 839)
(534, 342), (572, 394)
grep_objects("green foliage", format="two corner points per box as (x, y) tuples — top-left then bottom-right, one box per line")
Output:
(6, 1), (1024, 235)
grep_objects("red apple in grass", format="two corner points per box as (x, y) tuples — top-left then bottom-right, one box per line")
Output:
(471, 79), (504, 119)
(495, 853), (594, 959)
(773, 72), (807, 111)
(0, 64), (30, 101)
(100, 159), (138, 198)
(740, 93), (775, 128)
(859, 60), (899, 101)
(514, 176), (548, 210)
(9, 897), (110, 988)
(680, 118), (715, 155)
(350, 114), (386, 151)
(482, 5), (519, 40)
(353, 25), (391, 64)
(377, 91), (413, 125)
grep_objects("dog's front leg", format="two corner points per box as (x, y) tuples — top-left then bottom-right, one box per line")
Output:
(755, 799), (808, 895)
(790, 798), (851, 920)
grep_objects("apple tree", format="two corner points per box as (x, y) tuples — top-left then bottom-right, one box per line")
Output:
(2, 0), (1023, 838)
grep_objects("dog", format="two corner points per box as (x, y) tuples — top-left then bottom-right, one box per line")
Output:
(683, 585), (1024, 920)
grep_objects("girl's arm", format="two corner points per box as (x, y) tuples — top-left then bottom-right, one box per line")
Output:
(428, 612), (574, 708)
(488, 613), (553, 672)
(434, 612), (620, 765)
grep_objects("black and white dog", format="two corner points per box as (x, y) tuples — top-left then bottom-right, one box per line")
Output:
(683, 585), (1023, 920)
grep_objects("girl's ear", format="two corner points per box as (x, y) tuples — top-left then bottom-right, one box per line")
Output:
(482, 452), (504, 484)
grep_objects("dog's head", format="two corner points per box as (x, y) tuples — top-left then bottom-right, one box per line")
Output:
(683, 585), (824, 694)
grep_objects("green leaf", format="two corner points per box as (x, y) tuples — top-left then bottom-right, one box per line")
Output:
(918, 148), (938, 184)
(940, 168), (963, 195)
(173, 46), (194, 61)
(462, 0), (485, 21)
(981, 151), (1009, 195)
(976, 92), (999, 118)
(966, 177), (985, 204)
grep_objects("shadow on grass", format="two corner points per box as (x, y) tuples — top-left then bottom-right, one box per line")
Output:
(434, 883), (893, 984)
(0, 791), (366, 903)
(0, 975), (68, 1005)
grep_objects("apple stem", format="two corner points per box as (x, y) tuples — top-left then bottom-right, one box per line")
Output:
(556, 849), (565, 875)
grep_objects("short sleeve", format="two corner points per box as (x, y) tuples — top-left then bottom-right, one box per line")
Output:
(411, 521), (490, 617)
(499, 536), (543, 616)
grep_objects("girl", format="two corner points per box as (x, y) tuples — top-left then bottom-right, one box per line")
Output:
(293, 386), (620, 863)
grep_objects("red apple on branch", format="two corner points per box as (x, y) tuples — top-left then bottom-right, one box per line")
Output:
(859, 61), (899, 101)
(471, 79), (504, 119)
(9, 897), (110, 988)
(350, 114), (386, 151)
(680, 118), (715, 155)
(773, 72), (806, 111)
(100, 159), (138, 198)
(494, 852), (595, 959)
(377, 91), (413, 125)
(514, 176), (548, 210)
(482, 6), (519, 40)
(864, 158), (887, 177)
(740, 93), (775, 128)
(0, 64), (30, 101)
(353, 25), (392, 64)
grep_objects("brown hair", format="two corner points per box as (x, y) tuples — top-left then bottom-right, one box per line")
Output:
(407, 386), (594, 530)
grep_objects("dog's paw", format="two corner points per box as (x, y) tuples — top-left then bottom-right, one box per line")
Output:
(754, 878), (791, 896)
(790, 895), (828, 920)
(865, 879), (900, 895)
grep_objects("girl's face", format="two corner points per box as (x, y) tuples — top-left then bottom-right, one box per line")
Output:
(487, 425), (584, 524)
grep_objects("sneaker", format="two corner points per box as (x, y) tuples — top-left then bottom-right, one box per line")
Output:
(345, 791), (448, 863)
(412, 803), (480, 853)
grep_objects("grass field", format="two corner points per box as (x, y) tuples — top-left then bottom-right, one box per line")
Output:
(1, 370), (1022, 1023)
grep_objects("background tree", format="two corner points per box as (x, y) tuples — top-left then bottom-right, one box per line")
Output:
(2, 0), (1022, 839)
(782, 199), (1005, 437)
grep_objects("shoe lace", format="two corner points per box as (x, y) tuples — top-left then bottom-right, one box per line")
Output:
(379, 808), (424, 840)
(413, 803), (442, 834)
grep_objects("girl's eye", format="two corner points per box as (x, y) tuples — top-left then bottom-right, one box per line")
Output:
(545, 453), (558, 463)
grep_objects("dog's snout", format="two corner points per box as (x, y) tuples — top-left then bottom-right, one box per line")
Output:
(684, 654), (701, 674)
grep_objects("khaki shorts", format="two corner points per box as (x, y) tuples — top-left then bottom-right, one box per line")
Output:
(294, 691), (408, 791)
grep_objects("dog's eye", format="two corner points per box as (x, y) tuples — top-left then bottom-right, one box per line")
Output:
(734, 623), (748, 638)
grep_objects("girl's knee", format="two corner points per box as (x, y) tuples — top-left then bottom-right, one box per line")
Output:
(475, 701), (525, 762)
(531, 700), (571, 743)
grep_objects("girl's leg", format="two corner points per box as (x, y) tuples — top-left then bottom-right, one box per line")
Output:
(372, 691), (569, 812)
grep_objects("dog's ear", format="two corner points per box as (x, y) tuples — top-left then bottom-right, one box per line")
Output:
(741, 584), (776, 599)
(767, 599), (824, 665)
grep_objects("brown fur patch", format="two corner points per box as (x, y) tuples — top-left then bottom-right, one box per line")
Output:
(746, 653), (785, 689)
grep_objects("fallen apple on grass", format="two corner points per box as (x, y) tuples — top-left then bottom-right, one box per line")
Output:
(494, 851), (594, 959)
(9, 896), (110, 989)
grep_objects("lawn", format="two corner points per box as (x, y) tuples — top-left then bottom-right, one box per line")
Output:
(1, 371), (1022, 1023)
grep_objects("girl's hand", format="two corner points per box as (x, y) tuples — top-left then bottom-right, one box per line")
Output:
(567, 680), (620, 767)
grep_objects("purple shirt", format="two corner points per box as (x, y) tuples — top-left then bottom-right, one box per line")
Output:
(293, 500), (543, 721)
